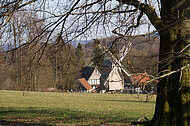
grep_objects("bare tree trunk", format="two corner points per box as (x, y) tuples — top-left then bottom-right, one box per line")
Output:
(150, 1), (190, 125)
(18, 23), (22, 91)
(55, 44), (58, 89)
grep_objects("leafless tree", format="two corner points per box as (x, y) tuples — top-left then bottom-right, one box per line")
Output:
(0, 0), (189, 125)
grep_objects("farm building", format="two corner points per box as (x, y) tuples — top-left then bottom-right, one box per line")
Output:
(100, 57), (124, 91)
(125, 72), (153, 94)
(130, 72), (151, 87)
(80, 66), (101, 89)
(98, 41), (132, 92)
(78, 78), (93, 92)
(100, 57), (154, 93)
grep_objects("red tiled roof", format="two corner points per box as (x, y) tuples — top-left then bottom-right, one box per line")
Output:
(130, 73), (151, 87)
(78, 78), (93, 90)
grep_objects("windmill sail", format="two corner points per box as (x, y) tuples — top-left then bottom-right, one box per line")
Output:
(99, 41), (134, 89)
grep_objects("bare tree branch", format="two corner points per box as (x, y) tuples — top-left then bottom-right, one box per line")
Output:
(116, 0), (164, 29)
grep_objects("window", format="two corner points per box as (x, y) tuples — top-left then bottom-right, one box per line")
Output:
(97, 79), (100, 84)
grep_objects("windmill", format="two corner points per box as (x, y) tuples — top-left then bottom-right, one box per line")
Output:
(99, 41), (156, 95)
(99, 41), (134, 91)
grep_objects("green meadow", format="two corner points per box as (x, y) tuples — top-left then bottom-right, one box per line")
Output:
(0, 90), (156, 125)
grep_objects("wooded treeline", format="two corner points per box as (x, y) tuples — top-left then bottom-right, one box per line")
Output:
(0, 36), (85, 92)
(0, 34), (159, 92)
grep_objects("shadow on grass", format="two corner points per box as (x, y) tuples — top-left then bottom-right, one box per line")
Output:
(103, 99), (156, 104)
(0, 119), (56, 126)
(0, 107), (135, 125)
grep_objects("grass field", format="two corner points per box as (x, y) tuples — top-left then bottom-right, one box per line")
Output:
(0, 90), (156, 126)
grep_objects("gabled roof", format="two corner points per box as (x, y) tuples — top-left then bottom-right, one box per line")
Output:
(78, 78), (93, 90)
(129, 73), (151, 87)
(80, 67), (95, 80)
(101, 57), (113, 67)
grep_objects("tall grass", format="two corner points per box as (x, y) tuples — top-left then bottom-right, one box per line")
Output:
(0, 90), (156, 125)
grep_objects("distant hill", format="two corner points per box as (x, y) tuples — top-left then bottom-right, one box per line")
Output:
(71, 40), (91, 47)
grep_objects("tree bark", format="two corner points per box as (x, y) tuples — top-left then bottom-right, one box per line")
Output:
(150, 0), (190, 125)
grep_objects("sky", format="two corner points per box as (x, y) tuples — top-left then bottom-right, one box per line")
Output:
(35, 0), (159, 42)
(0, 0), (160, 47)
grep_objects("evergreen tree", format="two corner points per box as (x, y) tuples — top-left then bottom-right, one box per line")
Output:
(48, 35), (82, 91)
(92, 39), (105, 71)
(75, 42), (85, 66)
